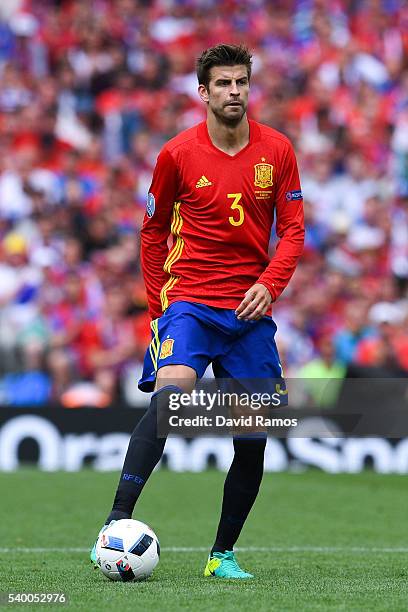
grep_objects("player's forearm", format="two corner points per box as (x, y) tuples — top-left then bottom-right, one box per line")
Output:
(257, 226), (304, 301)
(142, 277), (166, 320)
(140, 233), (168, 319)
(141, 266), (167, 319)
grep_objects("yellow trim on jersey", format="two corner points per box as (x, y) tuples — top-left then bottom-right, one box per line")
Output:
(164, 202), (184, 273)
(163, 234), (184, 274)
(160, 202), (184, 311)
(160, 274), (179, 311)
(170, 201), (182, 235)
(149, 319), (160, 371)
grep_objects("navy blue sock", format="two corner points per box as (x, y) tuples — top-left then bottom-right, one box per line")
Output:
(211, 435), (267, 554)
(106, 385), (181, 523)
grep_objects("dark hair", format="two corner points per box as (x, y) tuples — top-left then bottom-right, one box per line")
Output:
(196, 44), (252, 89)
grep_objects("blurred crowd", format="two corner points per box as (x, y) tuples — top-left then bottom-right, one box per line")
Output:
(0, 0), (407, 407)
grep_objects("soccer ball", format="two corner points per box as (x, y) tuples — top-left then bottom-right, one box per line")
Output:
(95, 519), (160, 582)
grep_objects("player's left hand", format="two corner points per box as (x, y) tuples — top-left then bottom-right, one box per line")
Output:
(235, 283), (272, 321)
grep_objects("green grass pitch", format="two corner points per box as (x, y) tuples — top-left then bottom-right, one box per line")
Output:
(0, 469), (407, 611)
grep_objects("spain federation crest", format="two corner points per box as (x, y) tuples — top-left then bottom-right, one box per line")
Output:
(254, 159), (274, 188)
(159, 338), (174, 359)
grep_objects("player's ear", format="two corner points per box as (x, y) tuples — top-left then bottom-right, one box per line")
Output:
(198, 83), (209, 103)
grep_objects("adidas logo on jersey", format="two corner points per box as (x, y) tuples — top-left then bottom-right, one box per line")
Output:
(195, 175), (212, 188)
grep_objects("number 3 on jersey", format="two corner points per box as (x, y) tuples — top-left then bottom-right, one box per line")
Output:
(228, 193), (244, 227)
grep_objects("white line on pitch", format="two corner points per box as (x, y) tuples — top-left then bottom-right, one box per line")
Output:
(0, 546), (407, 554)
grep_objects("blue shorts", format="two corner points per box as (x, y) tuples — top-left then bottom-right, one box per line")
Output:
(138, 301), (285, 397)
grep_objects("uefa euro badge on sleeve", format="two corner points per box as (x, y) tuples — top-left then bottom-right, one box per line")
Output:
(285, 190), (303, 201)
(146, 192), (155, 218)
(254, 158), (273, 188)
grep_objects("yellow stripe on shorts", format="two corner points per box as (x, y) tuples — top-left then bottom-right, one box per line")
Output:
(149, 318), (160, 371)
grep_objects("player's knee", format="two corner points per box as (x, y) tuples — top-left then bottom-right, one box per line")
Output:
(155, 365), (196, 393)
(134, 385), (182, 440)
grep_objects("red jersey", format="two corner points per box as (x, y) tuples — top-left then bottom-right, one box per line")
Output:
(141, 120), (304, 320)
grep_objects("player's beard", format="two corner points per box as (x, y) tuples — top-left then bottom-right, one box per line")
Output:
(211, 102), (247, 127)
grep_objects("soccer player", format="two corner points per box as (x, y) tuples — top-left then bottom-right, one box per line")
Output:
(91, 44), (304, 579)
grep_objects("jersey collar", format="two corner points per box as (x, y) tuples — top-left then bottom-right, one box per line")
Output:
(197, 119), (261, 159)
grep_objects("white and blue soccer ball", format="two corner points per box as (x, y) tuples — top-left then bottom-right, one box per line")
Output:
(95, 519), (160, 582)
